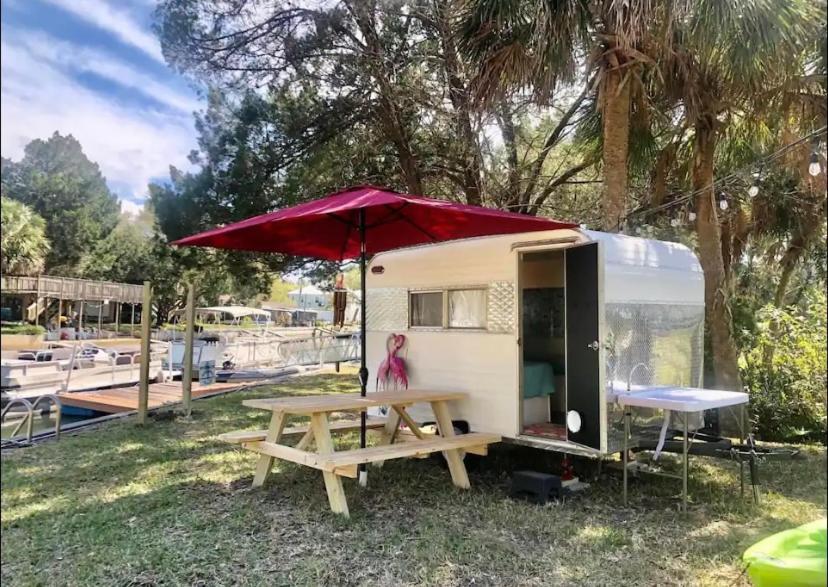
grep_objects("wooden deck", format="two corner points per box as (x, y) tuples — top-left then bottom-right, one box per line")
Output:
(58, 381), (246, 414)
(1, 274), (145, 303)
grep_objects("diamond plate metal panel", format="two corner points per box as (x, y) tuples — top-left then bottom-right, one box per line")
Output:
(604, 303), (705, 387)
(604, 302), (705, 452)
(366, 288), (408, 331)
(487, 281), (515, 333)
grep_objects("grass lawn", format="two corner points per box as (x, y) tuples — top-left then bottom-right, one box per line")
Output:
(2, 369), (825, 586)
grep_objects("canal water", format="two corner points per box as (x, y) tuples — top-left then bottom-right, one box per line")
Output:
(1, 411), (89, 440)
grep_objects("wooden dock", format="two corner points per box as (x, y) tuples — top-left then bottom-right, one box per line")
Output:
(58, 381), (247, 414)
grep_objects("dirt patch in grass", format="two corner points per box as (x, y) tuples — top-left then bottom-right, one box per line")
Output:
(2, 369), (826, 586)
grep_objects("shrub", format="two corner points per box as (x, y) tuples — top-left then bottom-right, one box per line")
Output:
(740, 292), (827, 443)
(0, 323), (47, 335)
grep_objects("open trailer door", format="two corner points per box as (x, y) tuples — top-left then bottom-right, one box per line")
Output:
(565, 242), (603, 450)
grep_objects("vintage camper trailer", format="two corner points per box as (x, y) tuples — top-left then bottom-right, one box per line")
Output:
(365, 228), (706, 457)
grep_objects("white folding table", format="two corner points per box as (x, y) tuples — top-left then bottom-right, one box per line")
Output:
(615, 386), (750, 511)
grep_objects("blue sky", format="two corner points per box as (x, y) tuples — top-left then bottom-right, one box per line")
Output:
(1, 0), (202, 215)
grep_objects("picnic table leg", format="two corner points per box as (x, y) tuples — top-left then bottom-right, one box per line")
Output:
(310, 413), (349, 516)
(295, 428), (315, 452)
(393, 406), (426, 439)
(372, 408), (402, 469)
(431, 400), (470, 489)
(252, 411), (286, 487)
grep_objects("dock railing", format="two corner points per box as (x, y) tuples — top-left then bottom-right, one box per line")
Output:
(1, 394), (63, 443)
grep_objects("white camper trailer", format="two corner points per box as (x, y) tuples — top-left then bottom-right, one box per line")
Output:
(365, 228), (709, 457)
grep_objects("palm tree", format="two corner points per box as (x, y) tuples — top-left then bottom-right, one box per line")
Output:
(0, 196), (51, 276)
(656, 0), (819, 391)
(457, 0), (666, 230)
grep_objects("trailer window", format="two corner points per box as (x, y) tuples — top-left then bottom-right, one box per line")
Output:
(448, 289), (487, 329)
(410, 291), (443, 327)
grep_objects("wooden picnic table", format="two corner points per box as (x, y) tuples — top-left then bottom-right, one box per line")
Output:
(219, 389), (500, 516)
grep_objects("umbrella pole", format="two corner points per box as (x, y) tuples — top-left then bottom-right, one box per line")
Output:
(358, 208), (369, 487)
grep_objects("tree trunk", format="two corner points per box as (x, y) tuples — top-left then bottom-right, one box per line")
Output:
(692, 120), (743, 394)
(774, 206), (827, 307)
(434, 1), (483, 206)
(497, 103), (522, 210)
(774, 148), (828, 307)
(729, 205), (752, 277)
(350, 2), (423, 195)
(719, 209), (733, 279)
(601, 66), (631, 232)
(650, 142), (677, 209)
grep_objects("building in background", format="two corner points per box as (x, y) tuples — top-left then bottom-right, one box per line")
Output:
(288, 284), (329, 310)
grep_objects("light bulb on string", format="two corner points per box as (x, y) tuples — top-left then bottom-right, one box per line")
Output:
(670, 216), (680, 228)
(748, 171), (760, 198)
(688, 211), (697, 222)
(809, 152), (822, 177)
(718, 192), (729, 211)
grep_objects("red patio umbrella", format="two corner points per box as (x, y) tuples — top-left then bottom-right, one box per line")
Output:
(174, 185), (575, 480)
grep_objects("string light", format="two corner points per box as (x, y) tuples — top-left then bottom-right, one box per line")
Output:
(718, 192), (729, 211)
(748, 171), (760, 198)
(670, 216), (680, 227)
(623, 126), (827, 223)
(809, 151), (822, 177)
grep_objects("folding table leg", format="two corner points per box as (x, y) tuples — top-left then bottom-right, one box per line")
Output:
(738, 405), (745, 498)
(431, 400), (470, 489)
(623, 410), (630, 506)
(682, 412), (689, 513)
(252, 411), (286, 487)
(310, 413), (349, 516)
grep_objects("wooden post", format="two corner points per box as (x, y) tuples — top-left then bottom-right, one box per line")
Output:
(59, 278), (64, 329)
(130, 303), (136, 336)
(79, 282), (85, 334)
(182, 282), (196, 417)
(35, 278), (40, 326)
(97, 301), (103, 338)
(115, 301), (121, 335)
(138, 281), (153, 425)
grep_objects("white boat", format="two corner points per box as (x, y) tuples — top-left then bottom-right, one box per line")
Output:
(1, 342), (166, 401)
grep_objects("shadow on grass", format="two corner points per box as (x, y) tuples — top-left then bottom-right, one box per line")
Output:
(2, 371), (826, 586)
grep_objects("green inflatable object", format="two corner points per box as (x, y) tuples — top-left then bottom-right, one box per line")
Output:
(743, 519), (827, 587)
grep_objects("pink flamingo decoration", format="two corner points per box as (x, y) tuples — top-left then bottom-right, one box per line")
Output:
(376, 333), (408, 391)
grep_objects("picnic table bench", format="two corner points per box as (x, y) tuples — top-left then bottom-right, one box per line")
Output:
(219, 389), (501, 516)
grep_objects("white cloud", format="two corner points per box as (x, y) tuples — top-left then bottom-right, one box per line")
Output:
(1, 38), (197, 203)
(120, 199), (145, 218)
(9, 29), (200, 114)
(38, 0), (165, 63)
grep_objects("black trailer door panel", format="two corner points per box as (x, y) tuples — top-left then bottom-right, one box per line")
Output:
(565, 242), (602, 450)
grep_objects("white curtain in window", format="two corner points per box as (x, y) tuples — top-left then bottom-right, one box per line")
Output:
(449, 289), (486, 328)
(411, 292), (443, 326)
